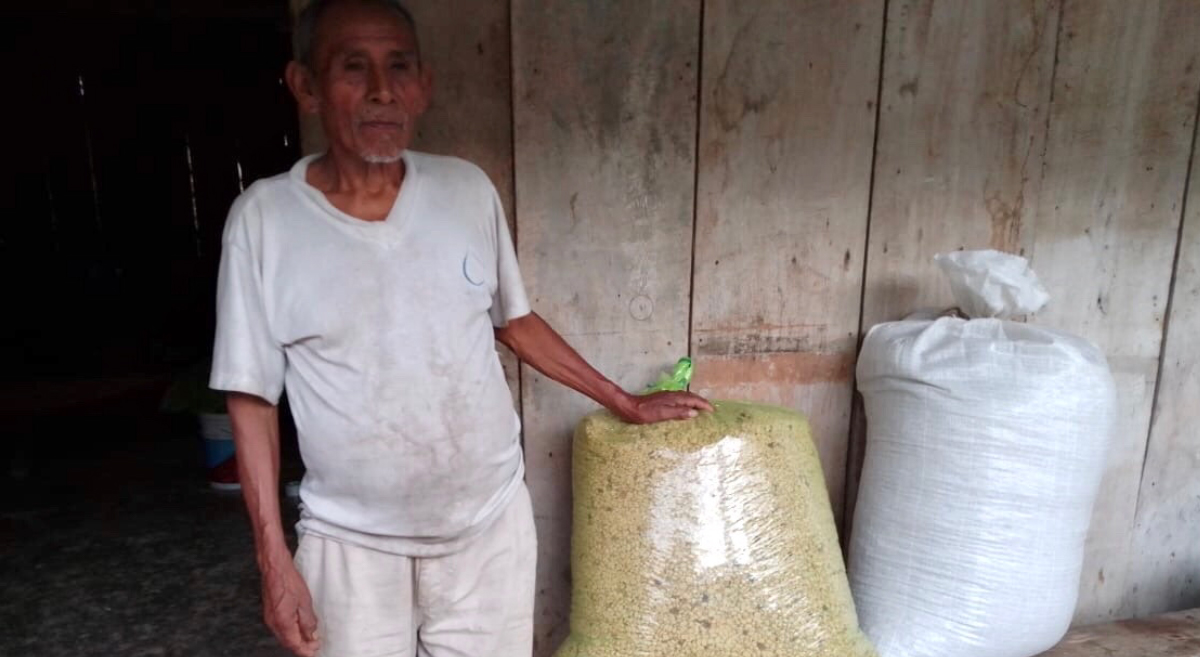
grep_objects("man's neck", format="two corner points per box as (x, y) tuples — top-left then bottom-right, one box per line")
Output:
(306, 149), (406, 222)
(309, 149), (406, 195)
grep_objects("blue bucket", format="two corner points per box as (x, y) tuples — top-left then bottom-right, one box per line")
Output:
(198, 413), (238, 490)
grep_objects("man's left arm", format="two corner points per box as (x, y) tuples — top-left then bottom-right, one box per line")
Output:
(496, 312), (713, 424)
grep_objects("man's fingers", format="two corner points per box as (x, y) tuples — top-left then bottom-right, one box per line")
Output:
(675, 406), (700, 419)
(294, 636), (319, 657)
(270, 618), (305, 656)
(620, 391), (714, 424)
(288, 638), (318, 657)
(298, 601), (320, 643)
(275, 615), (318, 657)
(265, 604), (317, 657)
(651, 402), (699, 422)
(655, 391), (713, 412)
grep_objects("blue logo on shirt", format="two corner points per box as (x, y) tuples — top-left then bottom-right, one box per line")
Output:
(462, 254), (485, 286)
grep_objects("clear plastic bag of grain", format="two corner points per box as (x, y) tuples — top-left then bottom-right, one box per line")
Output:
(554, 401), (876, 657)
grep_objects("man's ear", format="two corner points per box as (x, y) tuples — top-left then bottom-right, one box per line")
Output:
(285, 61), (321, 115)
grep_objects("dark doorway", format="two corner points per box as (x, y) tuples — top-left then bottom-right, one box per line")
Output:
(6, 3), (300, 384)
(3, 4), (302, 655)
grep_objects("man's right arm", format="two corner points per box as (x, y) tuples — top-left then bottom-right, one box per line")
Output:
(227, 392), (288, 568)
(227, 392), (319, 657)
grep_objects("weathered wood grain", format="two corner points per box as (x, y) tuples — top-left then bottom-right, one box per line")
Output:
(407, 0), (514, 216)
(1029, 0), (1200, 623)
(511, 1), (701, 653)
(1124, 21), (1200, 618)
(860, 0), (1059, 327)
(690, 0), (884, 525)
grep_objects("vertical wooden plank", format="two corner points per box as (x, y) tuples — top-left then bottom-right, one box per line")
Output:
(512, 1), (700, 653)
(408, 0), (513, 216)
(1029, 0), (1200, 623)
(1126, 103), (1200, 618)
(861, 0), (1059, 327)
(406, 0), (522, 407)
(852, 0), (1059, 541)
(690, 0), (884, 525)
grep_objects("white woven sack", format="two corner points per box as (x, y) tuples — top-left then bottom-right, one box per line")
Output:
(848, 251), (1116, 657)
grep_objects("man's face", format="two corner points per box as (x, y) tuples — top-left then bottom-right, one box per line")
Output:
(302, 2), (431, 163)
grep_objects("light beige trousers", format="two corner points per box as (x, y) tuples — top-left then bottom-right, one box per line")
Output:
(294, 485), (537, 657)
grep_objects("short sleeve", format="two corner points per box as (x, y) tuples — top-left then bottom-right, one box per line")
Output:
(209, 206), (286, 404)
(488, 187), (532, 327)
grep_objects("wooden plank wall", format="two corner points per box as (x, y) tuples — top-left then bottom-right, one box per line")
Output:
(861, 0), (1058, 326)
(1031, 0), (1200, 622)
(286, 0), (1200, 652)
(511, 2), (701, 650)
(691, 0), (883, 520)
(1127, 65), (1200, 617)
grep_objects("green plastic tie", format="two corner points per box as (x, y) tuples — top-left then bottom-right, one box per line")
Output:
(642, 357), (694, 394)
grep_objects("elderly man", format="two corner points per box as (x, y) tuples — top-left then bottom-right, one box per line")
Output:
(209, 0), (712, 655)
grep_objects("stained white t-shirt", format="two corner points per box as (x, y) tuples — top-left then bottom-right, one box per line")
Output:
(210, 151), (530, 556)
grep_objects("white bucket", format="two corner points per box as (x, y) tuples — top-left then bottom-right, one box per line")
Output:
(198, 413), (234, 442)
(198, 413), (238, 491)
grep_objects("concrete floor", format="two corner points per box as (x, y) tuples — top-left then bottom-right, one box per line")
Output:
(0, 419), (301, 657)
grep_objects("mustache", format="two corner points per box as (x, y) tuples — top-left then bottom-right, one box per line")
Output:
(355, 113), (407, 125)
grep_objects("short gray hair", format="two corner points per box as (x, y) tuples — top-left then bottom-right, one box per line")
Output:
(293, 0), (419, 70)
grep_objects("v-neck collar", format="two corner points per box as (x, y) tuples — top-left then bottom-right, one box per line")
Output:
(290, 151), (421, 242)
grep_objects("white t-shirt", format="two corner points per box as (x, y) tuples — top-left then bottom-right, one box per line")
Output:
(210, 151), (530, 556)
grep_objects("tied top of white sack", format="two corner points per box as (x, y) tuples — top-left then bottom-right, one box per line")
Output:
(934, 249), (1050, 319)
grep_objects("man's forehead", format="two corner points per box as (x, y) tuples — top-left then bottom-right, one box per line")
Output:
(327, 36), (418, 58)
(316, 4), (417, 59)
